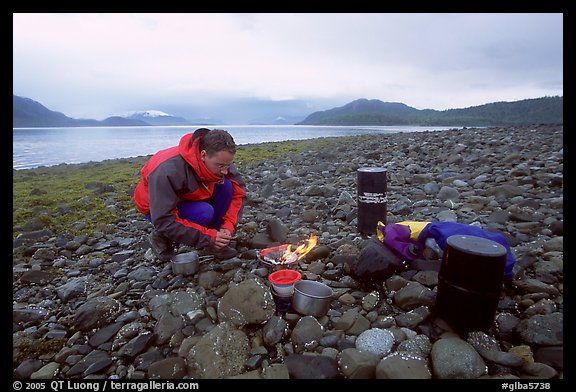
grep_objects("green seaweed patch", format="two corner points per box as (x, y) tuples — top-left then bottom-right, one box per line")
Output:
(47, 267), (65, 276)
(234, 137), (342, 168)
(13, 158), (147, 236)
(80, 253), (110, 265)
(13, 334), (66, 363)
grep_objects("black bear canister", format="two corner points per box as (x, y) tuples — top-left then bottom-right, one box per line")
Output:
(357, 167), (387, 236)
(435, 234), (508, 333)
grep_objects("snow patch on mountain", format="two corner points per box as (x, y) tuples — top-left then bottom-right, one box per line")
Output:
(125, 110), (172, 118)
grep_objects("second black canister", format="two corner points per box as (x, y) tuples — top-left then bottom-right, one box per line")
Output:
(435, 234), (507, 333)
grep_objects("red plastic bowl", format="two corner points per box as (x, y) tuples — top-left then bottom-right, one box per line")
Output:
(268, 269), (302, 285)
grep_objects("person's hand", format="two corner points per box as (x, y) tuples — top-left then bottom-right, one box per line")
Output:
(213, 229), (232, 250)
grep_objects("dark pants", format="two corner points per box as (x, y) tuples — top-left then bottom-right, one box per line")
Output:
(147, 178), (233, 229)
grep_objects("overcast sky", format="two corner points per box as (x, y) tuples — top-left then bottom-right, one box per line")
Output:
(13, 13), (563, 120)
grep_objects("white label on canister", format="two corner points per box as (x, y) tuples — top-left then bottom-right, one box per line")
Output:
(358, 192), (387, 204)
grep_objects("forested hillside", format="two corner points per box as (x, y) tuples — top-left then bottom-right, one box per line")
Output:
(298, 96), (563, 126)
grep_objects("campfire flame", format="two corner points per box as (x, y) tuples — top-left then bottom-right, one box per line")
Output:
(280, 234), (318, 263)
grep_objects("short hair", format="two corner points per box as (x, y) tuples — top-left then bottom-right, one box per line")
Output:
(199, 129), (236, 156)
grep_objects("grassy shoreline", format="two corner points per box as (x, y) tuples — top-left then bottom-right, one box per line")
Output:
(12, 136), (356, 236)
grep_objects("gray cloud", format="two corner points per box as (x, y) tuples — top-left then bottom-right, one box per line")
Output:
(13, 13), (563, 120)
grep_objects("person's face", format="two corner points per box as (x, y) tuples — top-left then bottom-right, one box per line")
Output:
(201, 150), (235, 178)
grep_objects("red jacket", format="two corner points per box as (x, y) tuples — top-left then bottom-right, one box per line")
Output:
(134, 130), (247, 249)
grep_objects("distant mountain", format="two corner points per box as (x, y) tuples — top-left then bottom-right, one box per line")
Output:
(14, 94), (563, 128)
(13, 94), (310, 127)
(159, 98), (313, 125)
(248, 114), (308, 125)
(13, 95), (149, 128)
(297, 96), (563, 126)
(124, 110), (191, 126)
(99, 116), (149, 127)
(299, 100), (418, 126)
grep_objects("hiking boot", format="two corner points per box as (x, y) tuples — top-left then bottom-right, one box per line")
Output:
(148, 230), (175, 262)
(210, 245), (238, 260)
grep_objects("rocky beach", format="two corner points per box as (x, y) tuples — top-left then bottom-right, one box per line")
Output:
(13, 124), (563, 380)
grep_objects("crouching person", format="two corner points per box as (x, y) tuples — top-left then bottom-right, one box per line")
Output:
(134, 128), (247, 261)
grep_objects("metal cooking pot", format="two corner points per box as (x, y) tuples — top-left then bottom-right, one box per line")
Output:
(292, 280), (333, 317)
(171, 252), (214, 276)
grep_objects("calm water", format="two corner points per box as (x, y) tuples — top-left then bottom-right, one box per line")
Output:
(13, 125), (458, 170)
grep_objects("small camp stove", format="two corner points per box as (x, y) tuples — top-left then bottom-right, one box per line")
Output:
(257, 244), (299, 270)
(257, 234), (318, 270)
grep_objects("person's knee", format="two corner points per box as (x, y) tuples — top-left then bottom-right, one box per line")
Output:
(178, 201), (214, 226)
(195, 204), (215, 226)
